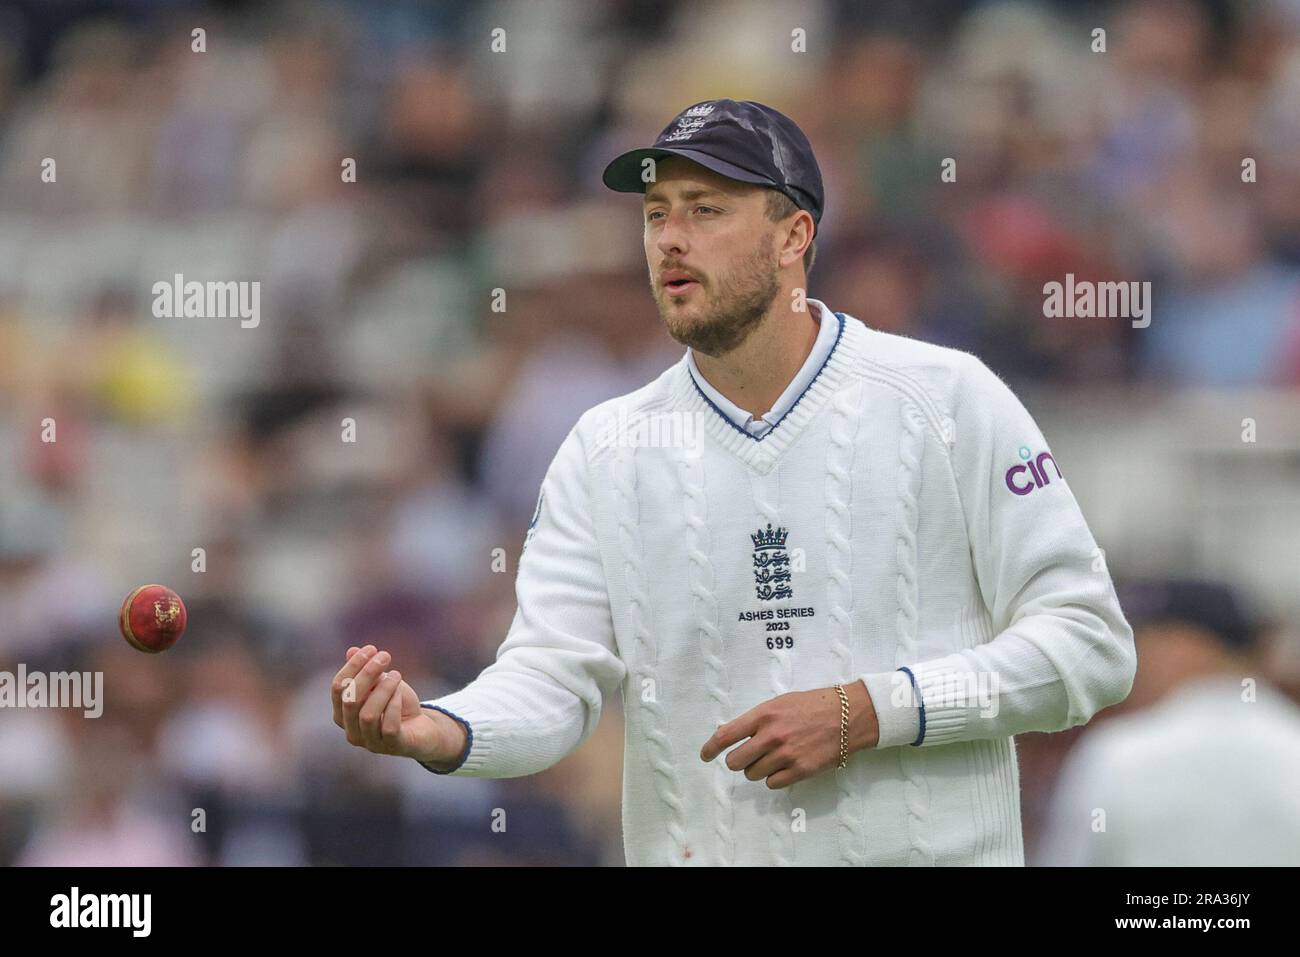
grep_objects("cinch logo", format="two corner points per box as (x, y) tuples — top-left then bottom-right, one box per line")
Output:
(1005, 447), (1062, 496)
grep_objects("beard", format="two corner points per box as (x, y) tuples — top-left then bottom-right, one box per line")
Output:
(651, 234), (782, 357)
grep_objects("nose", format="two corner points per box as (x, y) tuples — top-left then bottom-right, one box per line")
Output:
(653, 208), (689, 258)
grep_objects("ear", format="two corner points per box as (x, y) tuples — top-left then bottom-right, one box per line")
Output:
(777, 210), (815, 270)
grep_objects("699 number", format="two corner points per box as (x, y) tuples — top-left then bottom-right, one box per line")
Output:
(765, 621), (794, 650)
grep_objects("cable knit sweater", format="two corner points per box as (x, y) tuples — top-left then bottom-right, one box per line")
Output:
(420, 303), (1136, 866)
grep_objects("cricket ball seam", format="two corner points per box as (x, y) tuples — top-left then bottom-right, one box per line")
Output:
(120, 583), (164, 654)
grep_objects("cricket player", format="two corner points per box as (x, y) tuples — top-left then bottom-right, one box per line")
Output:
(331, 99), (1136, 866)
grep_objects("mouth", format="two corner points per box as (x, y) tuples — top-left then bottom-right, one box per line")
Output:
(662, 277), (701, 297)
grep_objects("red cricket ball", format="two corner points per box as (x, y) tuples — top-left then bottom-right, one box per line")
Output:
(119, 584), (187, 654)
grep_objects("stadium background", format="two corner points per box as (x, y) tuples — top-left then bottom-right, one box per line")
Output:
(2, 0), (1299, 865)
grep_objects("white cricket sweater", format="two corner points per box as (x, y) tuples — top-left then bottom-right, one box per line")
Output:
(421, 302), (1137, 866)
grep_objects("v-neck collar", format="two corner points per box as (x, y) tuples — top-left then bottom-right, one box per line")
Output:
(671, 307), (867, 473)
(686, 299), (840, 437)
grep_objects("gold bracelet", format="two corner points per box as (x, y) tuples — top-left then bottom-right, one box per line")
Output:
(833, 683), (850, 769)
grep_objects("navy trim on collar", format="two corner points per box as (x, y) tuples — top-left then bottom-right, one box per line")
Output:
(687, 309), (847, 443)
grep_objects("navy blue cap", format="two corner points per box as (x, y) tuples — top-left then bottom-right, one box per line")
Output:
(602, 99), (824, 225)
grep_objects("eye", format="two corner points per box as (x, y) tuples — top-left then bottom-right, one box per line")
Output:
(694, 206), (717, 215)
(645, 210), (665, 222)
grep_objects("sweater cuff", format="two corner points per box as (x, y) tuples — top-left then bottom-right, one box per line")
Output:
(897, 654), (998, 747)
(416, 701), (481, 775)
(860, 670), (923, 749)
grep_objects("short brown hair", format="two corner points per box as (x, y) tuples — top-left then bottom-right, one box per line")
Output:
(764, 190), (817, 277)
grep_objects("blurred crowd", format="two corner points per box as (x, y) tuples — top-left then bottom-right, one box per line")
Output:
(2, 0), (1300, 866)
